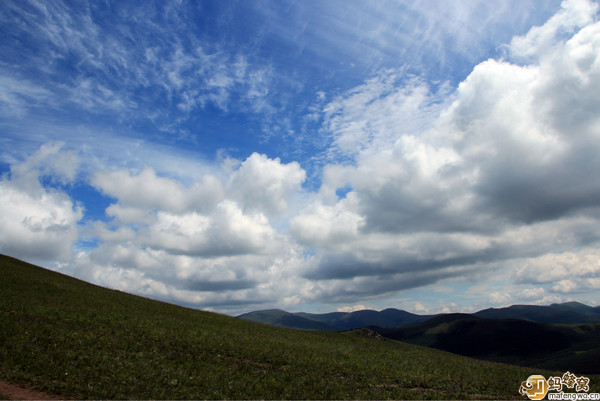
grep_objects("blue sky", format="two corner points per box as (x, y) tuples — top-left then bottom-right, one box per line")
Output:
(2, 0), (600, 315)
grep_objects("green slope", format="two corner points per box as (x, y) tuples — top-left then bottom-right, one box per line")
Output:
(1, 254), (596, 400)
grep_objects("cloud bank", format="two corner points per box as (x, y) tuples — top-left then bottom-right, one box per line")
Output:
(1, 0), (600, 314)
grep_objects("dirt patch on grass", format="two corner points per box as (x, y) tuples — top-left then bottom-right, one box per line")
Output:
(0, 380), (64, 400)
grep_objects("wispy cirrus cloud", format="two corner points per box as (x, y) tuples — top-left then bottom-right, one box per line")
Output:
(254, 0), (560, 82)
(0, 0), (279, 131)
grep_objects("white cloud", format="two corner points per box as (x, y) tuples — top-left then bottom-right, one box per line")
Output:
(323, 72), (449, 157)
(9, 142), (79, 192)
(105, 204), (153, 225)
(295, 0), (600, 305)
(552, 279), (579, 293)
(510, 0), (598, 60)
(488, 291), (512, 306)
(412, 302), (429, 314)
(519, 287), (547, 300)
(0, 183), (82, 261)
(0, 0), (280, 130)
(514, 248), (600, 285)
(228, 152), (306, 214)
(0, 76), (53, 118)
(438, 302), (461, 314)
(290, 193), (363, 248)
(0, 144), (83, 261)
(54, 152), (311, 311)
(440, 2), (600, 225)
(92, 168), (223, 215)
(66, 231), (308, 312)
(337, 304), (370, 312)
(139, 201), (280, 257)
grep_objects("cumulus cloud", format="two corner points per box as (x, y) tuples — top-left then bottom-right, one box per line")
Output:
(514, 248), (600, 293)
(68, 234), (307, 310)
(488, 292), (512, 306)
(519, 287), (547, 300)
(290, 193), (363, 248)
(228, 152), (306, 214)
(64, 152), (310, 310)
(9, 142), (80, 191)
(139, 202), (280, 258)
(0, 143), (82, 261)
(444, 16), (600, 223)
(0, 184), (82, 261)
(510, 0), (598, 60)
(92, 168), (224, 214)
(337, 304), (370, 313)
(293, 0), (600, 305)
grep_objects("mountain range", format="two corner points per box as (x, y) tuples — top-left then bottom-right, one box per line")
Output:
(373, 313), (600, 374)
(238, 301), (600, 331)
(237, 308), (432, 331)
(238, 302), (600, 374)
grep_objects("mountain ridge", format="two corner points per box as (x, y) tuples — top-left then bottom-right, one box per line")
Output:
(237, 307), (432, 331)
(238, 301), (600, 331)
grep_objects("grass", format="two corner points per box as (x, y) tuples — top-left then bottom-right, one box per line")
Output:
(1, 254), (598, 399)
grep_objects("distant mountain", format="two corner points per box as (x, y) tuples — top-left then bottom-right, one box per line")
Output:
(238, 302), (600, 373)
(237, 308), (430, 331)
(297, 308), (431, 330)
(239, 301), (600, 332)
(474, 301), (600, 324)
(372, 314), (600, 374)
(236, 309), (339, 331)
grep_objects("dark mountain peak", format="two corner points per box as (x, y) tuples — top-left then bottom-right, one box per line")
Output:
(237, 309), (289, 319)
(350, 309), (379, 315)
(237, 309), (339, 331)
(238, 306), (428, 331)
(550, 301), (591, 309)
(380, 308), (417, 316)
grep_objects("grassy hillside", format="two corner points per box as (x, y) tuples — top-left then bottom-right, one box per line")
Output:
(1, 255), (597, 400)
(374, 314), (600, 374)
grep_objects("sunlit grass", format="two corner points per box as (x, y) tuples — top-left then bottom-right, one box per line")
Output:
(1, 255), (598, 399)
